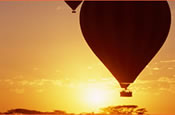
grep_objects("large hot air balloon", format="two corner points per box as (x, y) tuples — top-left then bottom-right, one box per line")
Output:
(80, 1), (171, 97)
(65, 0), (83, 13)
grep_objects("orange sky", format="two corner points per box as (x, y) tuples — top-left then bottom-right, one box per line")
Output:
(0, 1), (175, 114)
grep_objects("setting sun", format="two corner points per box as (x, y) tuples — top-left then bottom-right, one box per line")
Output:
(86, 88), (107, 105)
(81, 85), (115, 112)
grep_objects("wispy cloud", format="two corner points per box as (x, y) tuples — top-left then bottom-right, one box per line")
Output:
(158, 77), (175, 84)
(168, 67), (174, 70)
(4, 79), (14, 85)
(160, 60), (175, 63)
(36, 89), (44, 93)
(152, 67), (160, 71)
(33, 67), (39, 71)
(52, 80), (63, 86)
(132, 76), (175, 95)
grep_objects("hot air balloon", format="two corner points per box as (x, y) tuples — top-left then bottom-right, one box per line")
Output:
(65, 0), (83, 13)
(80, 1), (171, 97)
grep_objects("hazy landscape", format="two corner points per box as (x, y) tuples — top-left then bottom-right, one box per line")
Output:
(0, 105), (147, 115)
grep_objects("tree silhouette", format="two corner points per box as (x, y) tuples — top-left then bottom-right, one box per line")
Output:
(101, 105), (147, 115)
(135, 108), (147, 115)
(54, 110), (67, 115)
(5, 108), (41, 114)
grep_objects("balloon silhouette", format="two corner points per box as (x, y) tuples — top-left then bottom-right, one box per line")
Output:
(80, 1), (171, 96)
(65, 1), (82, 13)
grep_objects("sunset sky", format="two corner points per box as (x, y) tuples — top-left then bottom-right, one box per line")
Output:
(0, 1), (175, 114)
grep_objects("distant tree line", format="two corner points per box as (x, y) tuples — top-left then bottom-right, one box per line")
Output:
(1, 105), (147, 115)
(3, 109), (68, 114)
(4, 108), (42, 114)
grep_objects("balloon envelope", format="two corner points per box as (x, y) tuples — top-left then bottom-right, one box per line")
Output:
(80, 1), (171, 88)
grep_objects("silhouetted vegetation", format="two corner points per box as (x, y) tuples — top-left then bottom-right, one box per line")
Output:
(2, 105), (147, 115)
(53, 110), (67, 115)
(101, 105), (147, 115)
(4, 108), (42, 114)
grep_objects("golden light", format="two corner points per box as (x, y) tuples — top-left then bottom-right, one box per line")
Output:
(82, 85), (113, 112)
(86, 88), (106, 105)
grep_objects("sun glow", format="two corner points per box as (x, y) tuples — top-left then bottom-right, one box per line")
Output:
(86, 88), (107, 105)
(82, 85), (113, 112)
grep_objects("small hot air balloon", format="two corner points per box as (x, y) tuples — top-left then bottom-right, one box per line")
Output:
(65, 0), (83, 13)
(80, 1), (171, 97)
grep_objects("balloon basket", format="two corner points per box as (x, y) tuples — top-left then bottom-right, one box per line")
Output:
(120, 90), (132, 97)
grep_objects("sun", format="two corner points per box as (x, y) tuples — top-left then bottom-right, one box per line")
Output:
(82, 85), (112, 112)
(86, 88), (106, 105)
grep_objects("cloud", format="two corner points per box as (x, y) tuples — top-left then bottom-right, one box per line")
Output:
(20, 80), (29, 86)
(168, 67), (174, 70)
(132, 76), (175, 95)
(87, 66), (93, 70)
(135, 79), (151, 84)
(160, 60), (175, 63)
(158, 77), (175, 84)
(4, 79), (14, 85)
(152, 67), (160, 71)
(36, 89), (44, 93)
(12, 75), (24, 80)
(33, 67), (39, 71)
(1, 78), (65, 94)
(87, 79), (96, 82)
(69, 83), (76, 88)
(4, 77), (65, 87)
(52, 80), (63, 86)
(19, 79), (51, 86)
